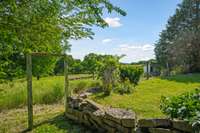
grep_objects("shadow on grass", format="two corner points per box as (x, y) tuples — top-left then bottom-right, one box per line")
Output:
(93, 93), (109, 100)
(160, 73), (200, 83)
(21, 113), (94, 133)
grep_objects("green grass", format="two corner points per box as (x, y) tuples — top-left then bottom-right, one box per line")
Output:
(1, 74), (200, 132)
(0, 75), (99, 110)
(90, 74), (200, 118)
(0, 104), (93, 133)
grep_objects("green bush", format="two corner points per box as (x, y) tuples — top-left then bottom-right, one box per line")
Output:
(73, 81), (88, 94)
(98, 56), (120, 95)
(120, 65), (143, 86)
(114, 79), (134, 95)
(89, 81), (101, 88)
(160, 89), (200, 131)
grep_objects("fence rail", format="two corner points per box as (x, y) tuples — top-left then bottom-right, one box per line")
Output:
(69, 76), (93, 80)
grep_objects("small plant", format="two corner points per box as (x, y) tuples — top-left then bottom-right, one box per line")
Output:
(115, 79), (134, 95)
(73, 81), (88, 94)
(113, 65), (143, 94)
(89, 81), (101, 88)
(160, 89), (200, 132)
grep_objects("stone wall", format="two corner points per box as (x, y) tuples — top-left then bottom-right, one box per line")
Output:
(65, 96), (194, 133)
(137, 119), (193, 133)
(66, 96), (136, 133)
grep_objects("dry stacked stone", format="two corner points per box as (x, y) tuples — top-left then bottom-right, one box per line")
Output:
(136, 119), (193, 133)
(66, 96), (136, 133)
(65, 96), (194, 133)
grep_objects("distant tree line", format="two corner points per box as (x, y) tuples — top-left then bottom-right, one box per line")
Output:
(155, 0), (200, 74)
(54, 53), (124, 78)
(0, 0), (126, 81)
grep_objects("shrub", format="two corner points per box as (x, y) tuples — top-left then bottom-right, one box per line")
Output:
(89, 81), (101, 88)
(160, 89), (200, 132)
(73, 81), (88, 94)
(119, 65), (143, 86)
(114, 79), (134, 95)
(98, 56), (120, 95)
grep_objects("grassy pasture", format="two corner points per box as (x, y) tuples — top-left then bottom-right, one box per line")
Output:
(0, 74), (99, 110)
(1, 74), (200, 133)
(90, 74), (200, 118)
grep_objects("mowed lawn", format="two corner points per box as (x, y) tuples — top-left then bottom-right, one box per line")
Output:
(90, 74), (200, 118)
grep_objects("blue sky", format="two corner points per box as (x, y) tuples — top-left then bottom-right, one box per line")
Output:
(69, 0), (181, 63)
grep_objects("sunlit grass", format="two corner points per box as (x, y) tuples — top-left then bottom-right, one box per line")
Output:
(0, 104), (92, 133)
(90, 74), (200, 118)
(0, 75), (99, 110)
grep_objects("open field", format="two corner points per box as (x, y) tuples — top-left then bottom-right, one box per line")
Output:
(0, 74), (99, 110)
(90, 74), (200, 118)
(1, 74), (200, 133)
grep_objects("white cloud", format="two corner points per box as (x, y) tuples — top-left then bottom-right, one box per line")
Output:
(142, 44), (154, 51)
(69, 39), (155, 63)
(116, 43), (155, 62)
(119, 44), (154, 51)
(102, 38), (112, 43)
(104, 17), (122, 28)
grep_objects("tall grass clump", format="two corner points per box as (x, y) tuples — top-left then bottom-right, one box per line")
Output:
(0, 76), (97, 110)
(0, 82), (27, 110)
(73, 81), (88, 94)
(35, 83), (64, 104)
(71, 80), (101, 94)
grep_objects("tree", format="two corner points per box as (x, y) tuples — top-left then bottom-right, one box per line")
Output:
(32, 56), (57, 80)
(98, 55), (120, 95)
(71, 59), (84, 74)
(54, 55), (75, 75)
(0, 0), (64, 80)
(0, 0), (126, 80)
(155, 0), (200, 73)
(82, 53), (99, 79)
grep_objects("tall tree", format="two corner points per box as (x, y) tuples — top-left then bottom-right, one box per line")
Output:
(155, 0), (200, 73)
(82, 53), (99, 79)
(0, 0), (126, 80)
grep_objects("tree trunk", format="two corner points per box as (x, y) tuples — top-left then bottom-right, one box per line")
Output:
(92, 72), (95, 80)
(36, 75), (40, 80)
(146, 62), (149, 80)
(166, 62), (170, 76)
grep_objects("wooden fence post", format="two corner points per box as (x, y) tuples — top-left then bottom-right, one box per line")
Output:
(64, 56), (69, 114)
(146, 61), (150, 80)
(26, 53), (33, 130)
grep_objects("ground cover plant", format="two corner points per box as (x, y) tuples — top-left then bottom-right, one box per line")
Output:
(160, 88), (200, 132)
